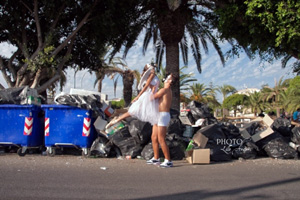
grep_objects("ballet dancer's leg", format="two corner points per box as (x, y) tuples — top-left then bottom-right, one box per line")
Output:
(105, 112), (131, 129)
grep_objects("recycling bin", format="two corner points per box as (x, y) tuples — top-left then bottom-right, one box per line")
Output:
(0, 104), (44, 156)
(41, 105), (97, 157)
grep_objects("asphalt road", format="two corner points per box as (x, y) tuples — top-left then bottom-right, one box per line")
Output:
(1, 153), (300, 200)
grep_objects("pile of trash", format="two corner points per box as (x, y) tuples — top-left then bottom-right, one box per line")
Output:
(1, 87), (298, 162)
(90, 100), (300, 162)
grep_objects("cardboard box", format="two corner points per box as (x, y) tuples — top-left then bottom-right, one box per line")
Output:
(179, 115), (193, 125)
(192, 132), (208, 148)
(94, 117), (107, 131)
(240, 115), (274, 142)
(186, 149), (210, 164)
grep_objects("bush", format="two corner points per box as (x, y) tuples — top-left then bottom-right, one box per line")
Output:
(111, 99), (125, 109)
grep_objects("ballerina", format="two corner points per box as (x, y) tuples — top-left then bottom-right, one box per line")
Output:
(105, 63), (160, 128)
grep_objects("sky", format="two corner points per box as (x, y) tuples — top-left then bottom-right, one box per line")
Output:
(0, 35), (296, 102)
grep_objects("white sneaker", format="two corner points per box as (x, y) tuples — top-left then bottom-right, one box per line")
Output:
(146, 157), (160, 165)
(160, 159), (173, 168)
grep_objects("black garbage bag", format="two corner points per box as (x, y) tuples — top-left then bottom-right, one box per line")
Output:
(232, 140), (259, 159)
(245, 122), (261, 136)
(206, 141), (232, 162)
(263, 137), (298, 159)
(0, 86), (39, 104)
(140, 134), (186, 160)
(291, 127), (300, 145)
(127, 119), (152, 146)
(206, 117), (218, 126)
(197, 124), (227, 142)
(141, 142), (154, 160)
(187, 101), (213, 120)
(166, 133), (186, 160)
(109, 126), (143, 158)
(90, 135), (110, 158)
(170, 108), (180, 119)
(55, 94), (104, 117)
(221, 122), (240, 139)
(167, 118), (185, 136)
(271, 117), (292, 137)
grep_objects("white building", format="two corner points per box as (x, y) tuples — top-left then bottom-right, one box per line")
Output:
(228, 88), (261, 118)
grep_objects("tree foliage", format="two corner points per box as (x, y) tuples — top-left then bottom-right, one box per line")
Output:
(0, 0), (141, 96)
(213, 0), (300, 73)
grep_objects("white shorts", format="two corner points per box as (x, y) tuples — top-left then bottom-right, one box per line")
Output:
(157, 112), (171, 127)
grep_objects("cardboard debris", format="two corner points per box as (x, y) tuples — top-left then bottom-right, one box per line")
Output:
(94, 117), (107, 131)
(186, 132), (210, 164)
(240, 115), (274, 142)
(192, 132), (208, 148)
(186, 149), (210, 164)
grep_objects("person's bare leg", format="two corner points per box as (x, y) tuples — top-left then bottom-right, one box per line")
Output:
(106, 112), (131, 129)
(157, 126), (171, 161)
(151, 124), (160, 160)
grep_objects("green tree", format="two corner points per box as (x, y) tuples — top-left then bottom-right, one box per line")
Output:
(189, 83), (211, 103)
(0, 0), (141, 97)
(213, 0), (300, 73)
(217, 84), (237, 117)
(246, 91), (264, 116)
(261, 77), (288, 117)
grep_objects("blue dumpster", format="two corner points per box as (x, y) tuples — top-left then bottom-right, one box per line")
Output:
(0, 104), (44, 156)
(41, 105), (97, 157)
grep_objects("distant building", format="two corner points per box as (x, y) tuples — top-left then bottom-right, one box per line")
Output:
(228, 88), (260, 117)
(236, 88), (260, 96)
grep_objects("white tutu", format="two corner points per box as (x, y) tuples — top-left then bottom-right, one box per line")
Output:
(128, 89), (159, 125)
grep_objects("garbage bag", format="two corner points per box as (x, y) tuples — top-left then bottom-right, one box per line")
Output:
(141, 142), (154, 160)
(0, 86), (39, 105)
(197, 124), (226, 142)
(90, 135), (110, 157)
(232, 140), (259, 159)
(207, 142), (232, 162)
(187, 101), (213, 120)
(245, 122), (261, 136)
(221, 122), (240, 139)
(166, 133), (186, 160)
(271, 117), (292, 137)
(167, 118), (185, 136)
(291, 127), (300, 145)
(263, 137), (298, 159)
(140, 134), (186, 160)
(109, 126), (143, 158)
(170, 108), (180, 119)
(127, 119), (152, 146)
(54, 93), (104, 117)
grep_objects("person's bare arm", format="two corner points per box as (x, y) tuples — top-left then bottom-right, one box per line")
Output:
(132, 69), (155, 102)
(153, 88), (166, 99)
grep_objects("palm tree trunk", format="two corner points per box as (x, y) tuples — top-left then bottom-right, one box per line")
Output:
(165, 42), (180, 111)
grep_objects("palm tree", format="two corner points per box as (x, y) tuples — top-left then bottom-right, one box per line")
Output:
(110, 0), (225, 111)
(217, 84), (237, 117)
(261, 77), (288, 117)
(179, 66), (197, 91)
(279, 88), (300, 114)
(189, 83), (211, 103)
(246, 91), (264, 116)
(206, 82), (221, 117)
(94, 57), (140, 107)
